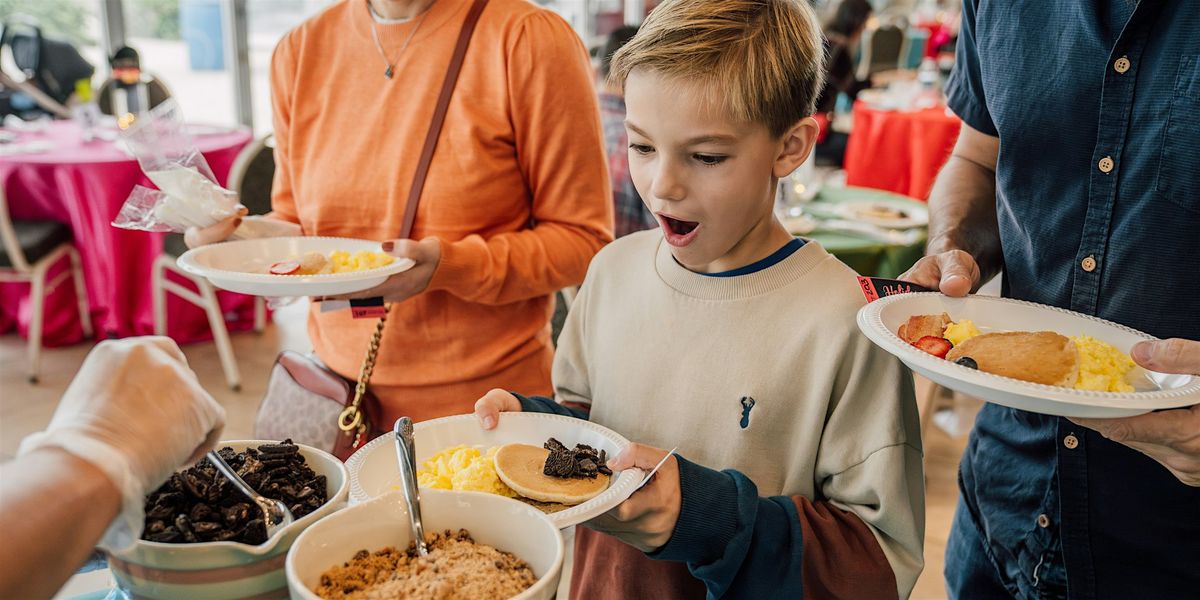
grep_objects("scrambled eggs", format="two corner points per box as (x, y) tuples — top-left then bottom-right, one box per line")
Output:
(413, 445), (517, 497)
(327, 250), (394, 274)
(1071, 335), (1136, 392)
(943, 319), (982, 346)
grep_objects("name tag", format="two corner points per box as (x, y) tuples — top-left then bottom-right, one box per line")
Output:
(857, 277), (931, 303)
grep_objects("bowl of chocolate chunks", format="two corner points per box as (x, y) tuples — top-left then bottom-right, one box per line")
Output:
(106, 440), (348, 600)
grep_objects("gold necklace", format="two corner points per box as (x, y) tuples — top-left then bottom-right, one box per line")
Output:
(368, 1), (432, 79)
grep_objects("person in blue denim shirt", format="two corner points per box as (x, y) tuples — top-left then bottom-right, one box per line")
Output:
(900, 1), (1200, 598)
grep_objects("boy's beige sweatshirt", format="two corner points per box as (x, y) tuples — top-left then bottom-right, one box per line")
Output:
(555, 230), (925, 598)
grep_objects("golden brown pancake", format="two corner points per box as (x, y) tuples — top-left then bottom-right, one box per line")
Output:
(493, 444), (610, 505)
(946, 331), (1079, 387)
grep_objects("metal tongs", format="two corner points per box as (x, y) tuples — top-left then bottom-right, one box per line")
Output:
(394, 417), (429, 556)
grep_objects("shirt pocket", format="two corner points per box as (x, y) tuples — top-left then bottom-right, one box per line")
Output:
(1156, 56), (1200, 214)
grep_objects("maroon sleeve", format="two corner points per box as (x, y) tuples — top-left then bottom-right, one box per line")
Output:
(792, 496), (899, 600)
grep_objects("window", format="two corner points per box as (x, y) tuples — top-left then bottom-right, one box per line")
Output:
(246, 0), (334, 134)
(0, 0), (105, 92)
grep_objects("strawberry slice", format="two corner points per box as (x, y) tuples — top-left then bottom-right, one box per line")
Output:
(269, 260), (301, 275)
(913, 336), (952, 359)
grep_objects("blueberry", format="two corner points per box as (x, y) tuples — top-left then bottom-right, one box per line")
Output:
(955, 356), (978, 370)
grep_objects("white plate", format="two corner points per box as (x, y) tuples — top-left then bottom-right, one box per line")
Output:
(346, 413), (644, 529)
(176, 236), (414, 297)
(857, 293), (1200, 418)
(833, 199), (928, 229)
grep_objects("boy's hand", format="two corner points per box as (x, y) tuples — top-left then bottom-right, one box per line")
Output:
(473, 388), (523, 430)
(586, 444), (681, 552)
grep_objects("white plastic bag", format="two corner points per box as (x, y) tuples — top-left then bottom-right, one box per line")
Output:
(111, 100), (239, 233)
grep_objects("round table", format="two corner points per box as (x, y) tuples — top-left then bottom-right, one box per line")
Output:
(843, 100), (961, 200)
(804, 186), (927, 279)
(0, 120), (254, 346)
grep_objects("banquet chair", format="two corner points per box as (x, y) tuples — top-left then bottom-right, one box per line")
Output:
(96, 76), (173, 116)
(152, 134), (274, 391)
(550, 286), (578, 347)
(857, 24), (905, 80)
(0, 184), (92, 383)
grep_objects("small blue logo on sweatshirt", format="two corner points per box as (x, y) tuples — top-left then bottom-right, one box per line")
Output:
(739, 396), (756, 429)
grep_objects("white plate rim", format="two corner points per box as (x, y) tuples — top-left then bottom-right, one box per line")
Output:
(345, 413), (645, 529)
(856, 293), (1200, 410)
(176, 236), (415, 284)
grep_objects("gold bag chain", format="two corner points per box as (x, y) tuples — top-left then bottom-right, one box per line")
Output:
(337, 305), (390, 447)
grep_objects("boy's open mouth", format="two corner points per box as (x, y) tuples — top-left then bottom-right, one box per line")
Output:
(660, 214), (700, 236)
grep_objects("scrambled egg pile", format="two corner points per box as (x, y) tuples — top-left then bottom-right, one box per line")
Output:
(327, 250), (394, 273)
(414, 445), (517, 497)
(943, 319), (982, 346)
(1071, 335), (1136, 392)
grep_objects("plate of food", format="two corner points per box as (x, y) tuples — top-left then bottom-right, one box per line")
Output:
(176, 236), (414, 297)
(346, 413), (644, 529)
(856, 293), (1200, 418)
(832, 199), (928, 229)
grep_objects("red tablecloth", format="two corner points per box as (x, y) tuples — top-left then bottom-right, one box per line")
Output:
(0, 121), (255, 346)
(844, 100), (961, 200)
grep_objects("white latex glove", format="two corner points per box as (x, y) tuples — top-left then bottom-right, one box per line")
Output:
(18, 337), (226, 551)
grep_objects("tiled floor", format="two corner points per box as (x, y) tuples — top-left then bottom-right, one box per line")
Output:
(0, 299), (968, 599)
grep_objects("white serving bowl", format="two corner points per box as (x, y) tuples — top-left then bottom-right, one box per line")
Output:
(346, 413), (644, 528)
(177, 236), (414, 297)
(857, 293), (1200, 418)
(106, 441), (349, 600)
(287, 490), (564, 600)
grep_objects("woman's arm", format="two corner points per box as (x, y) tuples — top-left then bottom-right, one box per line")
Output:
(424, 12), (614, 305)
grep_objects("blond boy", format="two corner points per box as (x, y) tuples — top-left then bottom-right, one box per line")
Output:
(476, 1), (924, 597)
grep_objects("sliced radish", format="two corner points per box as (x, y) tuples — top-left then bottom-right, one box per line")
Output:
(269, 260), (301, 275)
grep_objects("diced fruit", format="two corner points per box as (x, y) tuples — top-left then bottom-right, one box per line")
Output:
(954, 356), (979, 370)
(914, 336), (952, 359)
(269, 260), (301, 275)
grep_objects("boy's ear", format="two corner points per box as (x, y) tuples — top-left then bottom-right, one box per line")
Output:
(773, 116), (820, 178)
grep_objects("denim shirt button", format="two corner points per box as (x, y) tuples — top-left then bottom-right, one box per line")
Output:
(1081, 255), (1098, 272)
(1098, 156), (1115, 173)
(1063, 434), (1080, 449)
(1038, 513), (1051, 528)
(1114, 56), (1131, 73)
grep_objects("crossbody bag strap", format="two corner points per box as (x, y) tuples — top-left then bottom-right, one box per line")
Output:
(399, 0), (490, 240)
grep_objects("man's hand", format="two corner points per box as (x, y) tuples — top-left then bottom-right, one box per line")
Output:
(898, 249), (982, 297)
(585, 444), (681, 552)
(1070, 338), (1200, 486)
(321, 238), (441, 303)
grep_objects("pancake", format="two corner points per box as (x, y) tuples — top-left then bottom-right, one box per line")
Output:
(493, 443), (610, 505)
(946, 331), (1079, 387)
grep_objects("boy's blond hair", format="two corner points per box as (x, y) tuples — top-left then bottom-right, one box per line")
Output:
(609, 0), (825, 138)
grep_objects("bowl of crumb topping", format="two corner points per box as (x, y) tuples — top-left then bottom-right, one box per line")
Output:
(286, 489), (563, 600)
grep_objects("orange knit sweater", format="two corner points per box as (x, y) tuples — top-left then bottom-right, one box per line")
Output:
(270, 0), (613, 423)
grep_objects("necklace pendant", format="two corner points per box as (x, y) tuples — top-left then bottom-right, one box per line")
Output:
(385, 66), (394, 79)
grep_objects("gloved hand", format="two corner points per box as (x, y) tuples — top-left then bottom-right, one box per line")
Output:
(18, 337), (226, 551)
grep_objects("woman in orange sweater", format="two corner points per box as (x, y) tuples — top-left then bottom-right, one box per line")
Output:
(189, 0), (612, 425)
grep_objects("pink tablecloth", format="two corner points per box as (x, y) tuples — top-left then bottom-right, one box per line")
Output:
(844, 101), (961, 200)
(0, 120), (255, 347)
